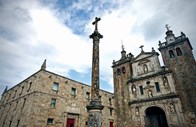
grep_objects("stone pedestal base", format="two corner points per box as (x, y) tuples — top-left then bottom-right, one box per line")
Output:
(86, 100), (104, 127)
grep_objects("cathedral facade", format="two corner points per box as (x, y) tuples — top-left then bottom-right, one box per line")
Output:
(112, 28), (196, 127)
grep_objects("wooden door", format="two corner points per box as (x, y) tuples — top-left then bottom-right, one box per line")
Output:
(66, 118), (75, 127)
(110, 121), (113, 127)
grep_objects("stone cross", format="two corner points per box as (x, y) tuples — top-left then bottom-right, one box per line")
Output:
(139, 45), (144, 52)
(92, 17), (101, 30)
(165, 24), (170, 31)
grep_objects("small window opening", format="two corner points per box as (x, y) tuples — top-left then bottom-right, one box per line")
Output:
(169, 50), (175, 58)
(176, 47), (182, 56)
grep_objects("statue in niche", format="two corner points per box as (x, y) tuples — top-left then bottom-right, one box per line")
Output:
(163, 76), (169, 86)
(148, 90), (153, 97)
(132, 84), (136, 93)
(170, 103), (175, 112)
(135, 107), (139, 116)
(143, 64), (148, 73)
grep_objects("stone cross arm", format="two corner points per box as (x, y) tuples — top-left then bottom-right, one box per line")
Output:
(92, 17), (101, 30)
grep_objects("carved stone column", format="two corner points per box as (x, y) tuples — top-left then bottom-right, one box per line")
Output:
(86, 17), (104, 127)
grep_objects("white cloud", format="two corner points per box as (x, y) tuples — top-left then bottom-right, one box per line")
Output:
(0, 0), (196, 94)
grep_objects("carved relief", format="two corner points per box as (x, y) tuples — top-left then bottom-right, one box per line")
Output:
(135, 107), (140, 116)
(132, 84), (136, 93)
(163, 76), (169, 86)
(169, 103), (175, 113)
(148, 90), (153, 98)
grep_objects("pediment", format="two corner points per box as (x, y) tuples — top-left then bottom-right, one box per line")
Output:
(138, 59), (150, 65)
(134, 52), (153, 62)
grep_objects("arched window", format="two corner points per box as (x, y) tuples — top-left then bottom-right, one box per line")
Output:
(117, 68), (121, 75)
(169, 50), (175, 58)
(122, 67), (126, 74)
(176, 47), (182, 56)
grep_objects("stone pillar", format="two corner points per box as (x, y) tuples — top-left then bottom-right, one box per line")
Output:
(86, 17), (104, 127)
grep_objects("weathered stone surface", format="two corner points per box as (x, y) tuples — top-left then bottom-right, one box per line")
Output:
(112, 29), (196, 127)
(0, 70), (116, 127)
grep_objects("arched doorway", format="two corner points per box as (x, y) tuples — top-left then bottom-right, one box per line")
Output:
(145, 106), (168, 127)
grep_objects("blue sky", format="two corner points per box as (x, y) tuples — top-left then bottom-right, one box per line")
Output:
(0, 0), (196, 96)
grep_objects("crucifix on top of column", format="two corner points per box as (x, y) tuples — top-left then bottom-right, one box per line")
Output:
(92, 17), (101, 31)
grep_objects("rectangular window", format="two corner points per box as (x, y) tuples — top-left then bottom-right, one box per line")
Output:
(99, 95), (102, 101)
(53, 82), (59, 92)
(110, 109), (113, 116)
(86, 107), (90, 112)
(155, 82), (161, 92)
(139, 86), (144, 95)
(50, 98), (56, 108)
(86, 92), (90, 100)
(71, 88), (76, 96)
(47, 118), (54, 124)
(109, 98), (112, 105)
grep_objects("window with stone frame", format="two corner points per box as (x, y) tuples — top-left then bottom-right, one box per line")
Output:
(86, 92), (90, 100)
(53, 82), (59, 92)
(99, 95), (102, 101)
(155, 82), (161, 92)
(139, 86), (144, 95)
(50, 98), (56, 108)
(169, 50), (175, 58)
(47, 118), (54, 124)
(122, 67), (126, 74)
(71, 88), (76, 96)
(110, 108), (113, 116)
(117, 68), (121, 75)
(176, 47), (182, 56)
(86, 107), (90, 112)
(109, 98), (112, 106)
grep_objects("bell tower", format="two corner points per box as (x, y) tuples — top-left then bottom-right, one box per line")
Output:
(112, 44), (134, 127)
(158, 26), (196, 124)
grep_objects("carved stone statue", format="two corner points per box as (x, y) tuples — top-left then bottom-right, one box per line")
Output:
(148, 90), (153, 97)
(132, 84), (136, 93)
(135, 107), (139, 116)
(170, 103), (175, 112)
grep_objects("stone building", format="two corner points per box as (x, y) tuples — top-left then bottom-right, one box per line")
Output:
(0, 61), (116, 127)
(112, 28), (196, 127)
(0, 26), (196, 127)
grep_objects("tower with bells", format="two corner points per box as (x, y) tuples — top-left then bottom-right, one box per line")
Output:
(158, 25), (196, 125)
(112, 44), (134, 127)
